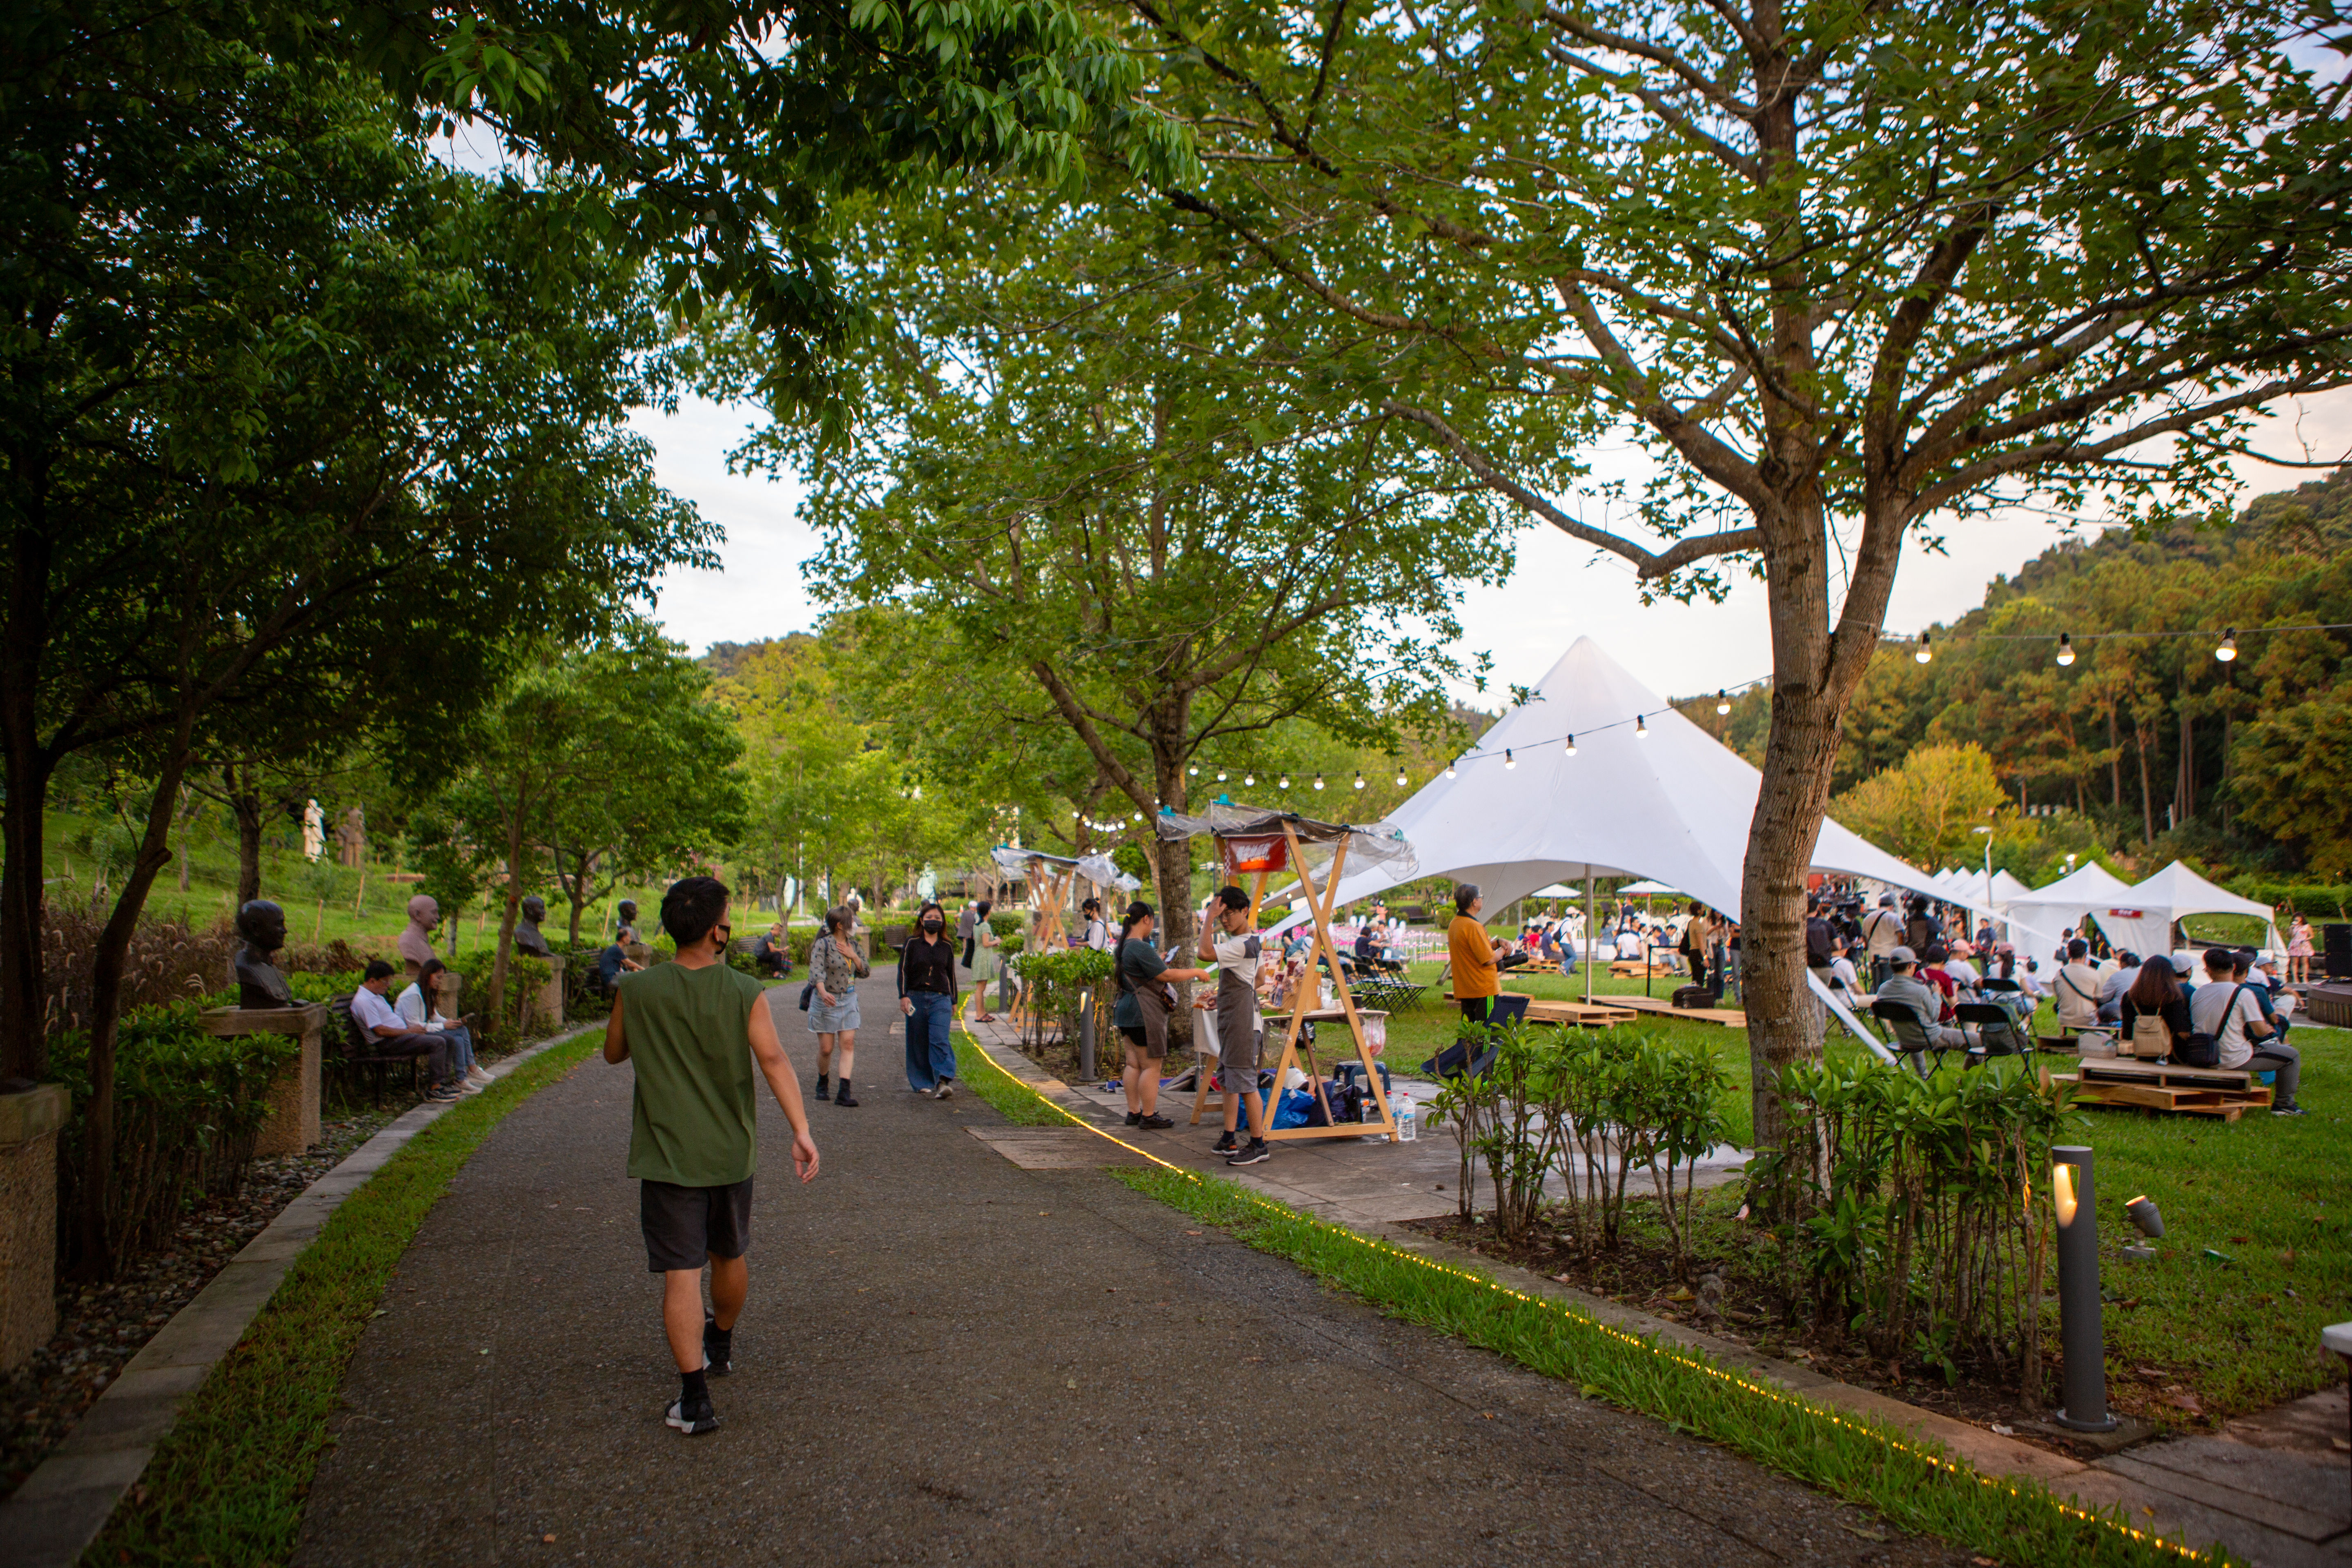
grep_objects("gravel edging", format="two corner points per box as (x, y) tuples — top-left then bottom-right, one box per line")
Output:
(0, 1022), (599, 1568)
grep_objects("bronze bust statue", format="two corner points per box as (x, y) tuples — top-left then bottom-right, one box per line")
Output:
(399, 893), (439, 969)
(514, 894), (553, 958)
(234, 899), (295, 1010)
(615, 899), (639, 942)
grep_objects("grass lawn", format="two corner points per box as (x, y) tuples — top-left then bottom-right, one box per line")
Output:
(1363, 956), (2352, 1423)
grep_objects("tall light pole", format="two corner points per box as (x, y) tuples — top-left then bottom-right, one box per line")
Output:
(1973, 824), (1995, 937)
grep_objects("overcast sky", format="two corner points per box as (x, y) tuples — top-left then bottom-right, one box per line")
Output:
(637, 391), (2352, 706)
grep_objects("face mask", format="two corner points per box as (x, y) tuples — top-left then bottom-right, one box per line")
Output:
(922, 918), (944, 933)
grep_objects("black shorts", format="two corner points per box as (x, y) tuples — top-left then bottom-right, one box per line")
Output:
(1459, 996), (1493, 1024)
(640, 1176), (753, 1273)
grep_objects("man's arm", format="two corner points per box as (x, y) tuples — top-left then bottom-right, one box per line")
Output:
(747, 997), (820, 1182)
(603, 995), (629, 1063)
(2241, 993), (2275, 1040)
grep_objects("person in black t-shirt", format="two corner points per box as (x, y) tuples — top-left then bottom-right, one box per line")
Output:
(900, 901), (962, 1097)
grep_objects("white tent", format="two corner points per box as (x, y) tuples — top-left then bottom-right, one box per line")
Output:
(1939, 868), (2031, 913)
(1276, 636), (1997, 930)
(2002, 862), (2136, 952)
(1615, 879), (1682, 897)
(2098, 862), (2281, 960)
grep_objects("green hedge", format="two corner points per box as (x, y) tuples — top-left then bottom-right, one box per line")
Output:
(2222, 877), (2352, 920)
(50, 1003), (298, 1276)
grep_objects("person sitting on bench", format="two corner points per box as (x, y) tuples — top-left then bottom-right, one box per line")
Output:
(752, 922), (792, 978)
(2192, 947), (2303, 1116)
(395, 958), (488, 1091)
(351, 960), (468, 1101)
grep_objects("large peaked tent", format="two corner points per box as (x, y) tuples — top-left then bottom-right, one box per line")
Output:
(1283, 637), (1991, 926)
(2001, 862), (2135, 952)
(2102, 862), (2281, 960)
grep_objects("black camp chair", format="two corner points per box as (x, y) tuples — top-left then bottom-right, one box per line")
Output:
(1871, 998), (1961, 1079)
(1954, 1001), (2029, 1066)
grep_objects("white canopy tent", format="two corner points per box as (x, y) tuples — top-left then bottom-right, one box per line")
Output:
(1272, 637), (2000, 933)
(2099, 862), (2281, 960)
(2000, 862), (2136, 952)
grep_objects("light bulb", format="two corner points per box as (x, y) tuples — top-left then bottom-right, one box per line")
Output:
(1243, 773), (1254, 787)
(1503, 749), (1517, 769)
(1314, 774), (1325, 791)
(1353, 771), (1365, 790)
(1635, 713), (1648, 738)
(1443, 763), (1457, 780)
(1278, 774), (1290, 789)
(2056, 633), (2075, 667)
(1914, 632), (1933, 664)
(1395, 768), (1407, 787)
(1715, 690), (1730, 715)
(1216, 768), (1227, 782)
(1564, 733), (1577, 755)
(2216, 628), (2237, 662)
(1187, 764), (1198, 777)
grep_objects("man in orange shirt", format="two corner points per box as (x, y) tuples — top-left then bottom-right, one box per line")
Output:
(1448, 884), (1501, 1025)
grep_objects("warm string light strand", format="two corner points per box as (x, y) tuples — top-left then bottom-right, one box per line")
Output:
(1891, 622), (2349, 666)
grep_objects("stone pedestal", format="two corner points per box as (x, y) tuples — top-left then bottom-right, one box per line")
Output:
(0, 1083), (69, 1371)
(201, 1003), (326, 1156)
(532, 954), (565, 1030)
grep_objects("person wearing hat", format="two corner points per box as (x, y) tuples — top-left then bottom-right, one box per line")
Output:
(1878, 948), (1964, 1052)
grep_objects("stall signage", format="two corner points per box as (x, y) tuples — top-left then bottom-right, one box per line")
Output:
(1219, 834), (1290, 876)
(2105, 907), (2145, 919)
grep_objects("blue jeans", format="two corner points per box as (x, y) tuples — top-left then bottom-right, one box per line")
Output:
(904, 992), (956, 1091)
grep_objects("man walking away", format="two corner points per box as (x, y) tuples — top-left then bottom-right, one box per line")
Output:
(604, 876), (819, 1435)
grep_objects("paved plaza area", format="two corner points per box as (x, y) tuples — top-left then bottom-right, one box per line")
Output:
(290, 976), (1971, 1566)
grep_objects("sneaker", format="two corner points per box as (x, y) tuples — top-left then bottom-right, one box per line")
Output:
(457, 1079), (487, 1096)
(703, 1318), (732, 1377)
(834, 1084), (859, 1107)
(934, 1081), (955, 1100)
(1227, 1139), (1271, 1166)
(466, 1066), (493, 1086)
(814, 1075), (831, 1103)
(1124, 1111), (1142, 1127)
(1136, 1113), (1174, 1130)
(1212, 1130), (1238, 1154)
(425, 1084), (463, 1103)
(2272, 1105), (2307, 1116)
(664, 1396), (720, 1435)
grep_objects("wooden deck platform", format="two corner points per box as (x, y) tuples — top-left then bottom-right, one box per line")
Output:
(1608, 993), (1748, 1028)
(2053, 1058), (2274, 1120)
(1522, 999), (1639, 1029)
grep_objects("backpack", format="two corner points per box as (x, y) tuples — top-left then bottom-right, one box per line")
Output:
(2127, 1011), (2171, 1060)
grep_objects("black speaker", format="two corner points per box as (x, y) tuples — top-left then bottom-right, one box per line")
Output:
(2325, 922), (2352, 981)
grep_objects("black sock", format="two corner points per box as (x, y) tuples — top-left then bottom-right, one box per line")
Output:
(705, 1320), (732, 1352)
(681, 1367), (709, 1405)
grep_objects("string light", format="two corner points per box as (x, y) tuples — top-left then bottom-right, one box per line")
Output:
(1394, 766), (1408, 787)
(1216, 768), (1227, 782)
(1243, 772), (1255, 787)
(1503, 748), (1517, 769)
(1314, 774), (1325, 791)
(1915, 632), (1933, 664)
(1187, 764), (1198, 777)
(2056, 633), (2075, 667)
(1443, 762), (1457, 779)
(1564, 733), (1577, 756)
(2215, 628), (2237, 662)
(1715, 690), (1730, 715)
(1635, 713), (1648, 738)
(1278, 773), (1290, 789)
(1352, 771), (1366, 790)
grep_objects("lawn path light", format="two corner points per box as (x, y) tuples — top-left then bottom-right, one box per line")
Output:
(2051, 1146), (2118, 1432)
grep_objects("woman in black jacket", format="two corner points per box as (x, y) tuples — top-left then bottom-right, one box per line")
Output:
(2119, 957), (2193, 1060)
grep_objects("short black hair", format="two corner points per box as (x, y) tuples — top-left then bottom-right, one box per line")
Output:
(662, 875), (731, 947)
(1924, 944), (1950, 964)
(2205, 945), (2238, 974)
(363, 959), (396, 980)
(2068, 938), (2089, 959)
(1216, 885), (1250, 912)
(1453, 883), (1480, 914)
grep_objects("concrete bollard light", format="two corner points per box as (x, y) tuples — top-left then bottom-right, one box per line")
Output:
(2051, 1146), (2118, 1432)
(1078, 989), (1097, 1081)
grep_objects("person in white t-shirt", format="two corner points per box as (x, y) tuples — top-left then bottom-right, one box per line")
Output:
(395, 957), (489, 1090)
(2053, 940), (2105, 1031)
(1198, 886), (1275, 1161)
(1079, 897), (1114, 953)
(351, 960), (466, 1100)
(2188, 947), (2301, 1114)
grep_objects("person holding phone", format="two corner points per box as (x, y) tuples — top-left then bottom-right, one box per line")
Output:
(1111, 900), (1208, 1129)
(807, 905), (869, 1106)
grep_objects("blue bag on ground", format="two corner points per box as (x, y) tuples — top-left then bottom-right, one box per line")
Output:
(1272, 1088), (1314, 1129)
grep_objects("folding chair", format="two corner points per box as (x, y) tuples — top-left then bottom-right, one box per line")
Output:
(1954, 1001), (2028, 1066)
(1871, 998), (1960, 1078)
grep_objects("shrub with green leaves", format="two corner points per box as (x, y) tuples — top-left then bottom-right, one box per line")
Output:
(1750, 1059), (2069, 1391)
(1009, 946), (1115, 1049)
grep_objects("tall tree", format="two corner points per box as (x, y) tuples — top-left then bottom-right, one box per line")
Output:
(1077, 0), (2352, 1145)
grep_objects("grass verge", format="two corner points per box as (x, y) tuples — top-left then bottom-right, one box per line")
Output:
(951, 1018), (2222, 1568)
(85, 1029), (604, 1567)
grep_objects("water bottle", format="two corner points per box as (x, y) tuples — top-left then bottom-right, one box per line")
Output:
(1395, 1093), (1417, 1142)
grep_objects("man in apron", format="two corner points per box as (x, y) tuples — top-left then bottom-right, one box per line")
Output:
(1199, 885), (1273, 1165)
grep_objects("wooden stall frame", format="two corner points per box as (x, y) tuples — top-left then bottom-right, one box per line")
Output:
(1256, 822), (1398, 1142)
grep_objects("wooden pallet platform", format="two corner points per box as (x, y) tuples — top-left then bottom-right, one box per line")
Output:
(1522, 999), (1638, 1029)
(1609, 960), (1679, 979)
(2051, 1058), (2272, 1119)
(1608, 993), (1748, 1028)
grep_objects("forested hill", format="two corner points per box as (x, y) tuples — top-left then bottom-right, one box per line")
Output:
(1994, 468), (2352, 607)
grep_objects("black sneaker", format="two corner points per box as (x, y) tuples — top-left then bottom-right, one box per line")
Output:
(834, 1084), (859, 1107)
(1212, 1130), (1238, 1154)
(1124, 1111), (1142, 1127)
(814, 1075), (831, 1102)
(1227, 1139), (1270, 1166)
(665, 1395), (720, 1435)
(2272, 1105), (2307, 1117)
(1137, 1113), (1174, 1130)
(703, 1318), (732, 1376)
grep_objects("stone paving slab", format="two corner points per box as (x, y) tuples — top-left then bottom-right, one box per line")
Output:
(290, 975), (1975, 1568)
(0, 1024), (598, 1568)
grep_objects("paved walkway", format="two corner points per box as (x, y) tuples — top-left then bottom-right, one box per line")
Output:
(292, 976), (1968, 1566)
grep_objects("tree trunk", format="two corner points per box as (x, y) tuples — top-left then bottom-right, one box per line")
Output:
(0, 741), (56, 1085)
(564, 848), (593, 947)
(2136, 724), (2156, 843)
(2176, 702), (2195, 824)
(77, 731), (196, 1278)
(1740, 673), (1843, 1161)
(2107, 705), (2121, 807)
(227, 764), (264, 907)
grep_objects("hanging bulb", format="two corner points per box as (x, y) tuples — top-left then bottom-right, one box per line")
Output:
(1635, 713), (1648, 738)
(1243, 772), (1254, 787)
(2215, 628), (2238, 662)
(1395, 766), (1408, 787)
(2056, 633), (2076, 667)
(1914, 632), (1933, 664)
(1352, 771), (1365, 790)
(1503, 749), (1517, 769)
(1278, 774), (1290, 790)
(1564, 733), (1577, 756)
(1187, 764), (1198, 777)
(1216, 768), (1227, 782)
(1715, 690), (1730, 715)
(1313, 774), (1325, 791)
(1443, 762), (1457, 780)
